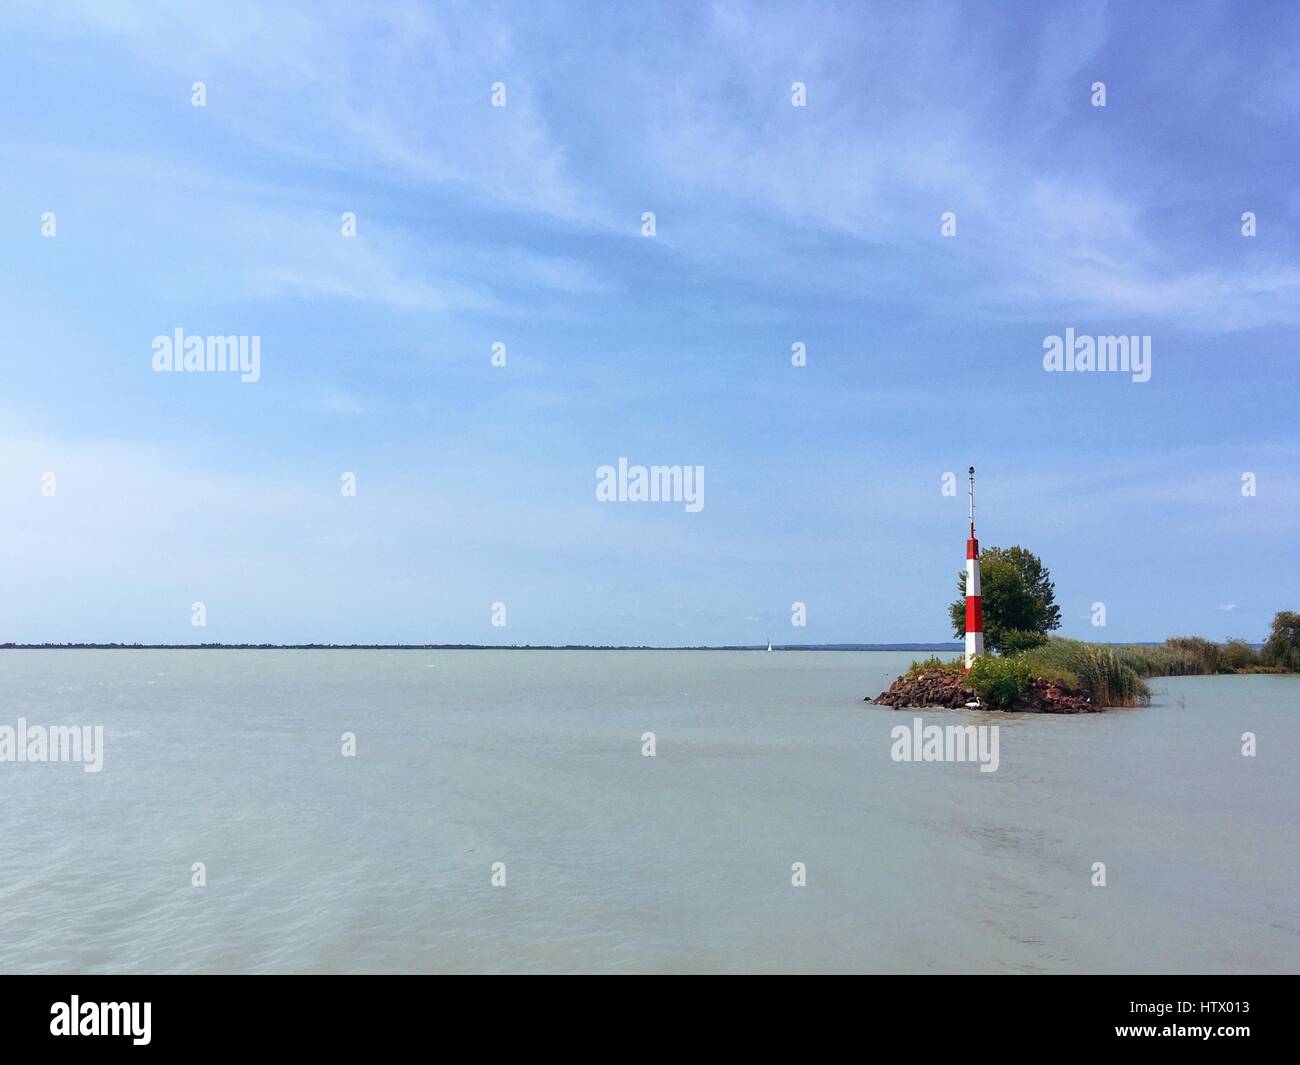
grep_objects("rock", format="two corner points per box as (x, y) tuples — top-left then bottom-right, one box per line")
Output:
(868, 668), (1100, 713)
(870, 669), (976, 709)
(1017, 675), (1097, 713)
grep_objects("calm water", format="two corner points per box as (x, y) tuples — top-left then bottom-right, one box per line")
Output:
(0, 650), (1295, 974)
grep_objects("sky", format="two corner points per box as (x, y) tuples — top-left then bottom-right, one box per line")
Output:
(1, 0), (1297, 646)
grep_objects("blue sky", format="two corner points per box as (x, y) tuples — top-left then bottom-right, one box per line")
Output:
(1, 0), (1297, 645)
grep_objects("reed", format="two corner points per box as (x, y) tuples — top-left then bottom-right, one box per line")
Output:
(905, 619), (1293, 709)
(1010, 633), (1278, 707)
(1013, 638), (1155, 707)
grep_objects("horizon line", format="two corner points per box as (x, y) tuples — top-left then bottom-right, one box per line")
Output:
(0, 641), (1198, 651)
(1, 642), (966, 651)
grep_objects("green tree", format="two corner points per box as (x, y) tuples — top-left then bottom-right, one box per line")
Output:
(1261, 610), (1300, 671)
(998, 628), (1049, 655)
(949, 545), (1061, 653)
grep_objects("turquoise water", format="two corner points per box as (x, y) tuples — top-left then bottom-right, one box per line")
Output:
(0, 650), (1295, 973)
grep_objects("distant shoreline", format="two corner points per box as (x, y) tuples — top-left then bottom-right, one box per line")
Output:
(1, 643), (966, 652)
(0, 642), (1216, 652)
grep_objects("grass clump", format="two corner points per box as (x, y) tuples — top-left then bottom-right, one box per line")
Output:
(1161, 636), (1223, 674)
(905, 655), (964, 677)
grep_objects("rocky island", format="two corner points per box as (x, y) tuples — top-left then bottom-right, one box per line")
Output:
(869, 613), (1300, 713)
(871, 666), (1095, 713)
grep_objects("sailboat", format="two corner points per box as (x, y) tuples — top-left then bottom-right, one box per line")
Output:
(766, 638), (774, 652)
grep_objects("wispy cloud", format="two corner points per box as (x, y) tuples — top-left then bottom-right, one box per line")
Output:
(11, 0), (611, 227)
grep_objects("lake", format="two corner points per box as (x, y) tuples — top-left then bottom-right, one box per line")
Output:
(0, 649), (1295, 973)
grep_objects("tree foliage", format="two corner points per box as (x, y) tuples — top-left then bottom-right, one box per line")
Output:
(998, 628), (1050, 655)
(950, 545), (1061, 653)
(1261, 610), (1300, 671)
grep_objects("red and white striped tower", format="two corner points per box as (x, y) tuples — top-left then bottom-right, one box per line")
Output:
(964, 466), (985, 669)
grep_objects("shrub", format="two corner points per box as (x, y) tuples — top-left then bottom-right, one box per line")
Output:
(968, 655), (1033, 709)
(1219, 638), (1259, 672)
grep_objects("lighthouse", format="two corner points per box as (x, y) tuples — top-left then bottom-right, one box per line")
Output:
(964, 466), (985, 669)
